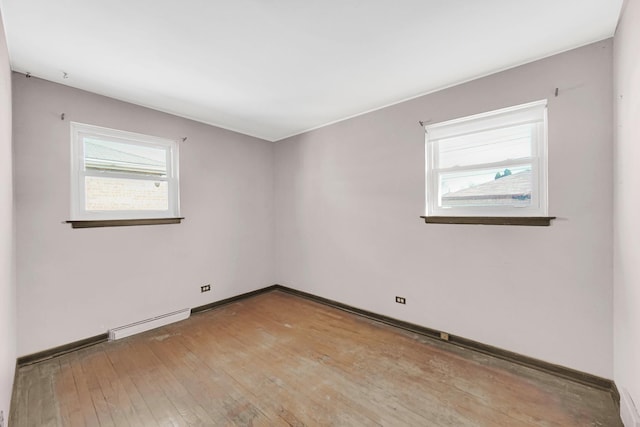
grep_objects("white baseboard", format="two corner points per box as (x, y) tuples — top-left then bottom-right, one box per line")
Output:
(108, 308), (190, 340)
(621, 388), (640, 427)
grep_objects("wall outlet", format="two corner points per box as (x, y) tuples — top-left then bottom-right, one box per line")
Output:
(200, 284), (211, 293)
(440, 332), (449, 341)
(395, 296), (406, 304)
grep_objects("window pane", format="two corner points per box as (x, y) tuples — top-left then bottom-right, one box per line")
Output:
(439, 166), (532, 209)
(438, 123), (534, 169)
(84, 138), (167, 176)
(85, 176), (168, 211)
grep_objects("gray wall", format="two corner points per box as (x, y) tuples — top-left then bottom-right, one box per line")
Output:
(9, 31), (617, 388)
(613, 0), (640, 423)
(13, 75), (275, 356)
(0, 10), (15, 422)
(275, 40), (614, 378)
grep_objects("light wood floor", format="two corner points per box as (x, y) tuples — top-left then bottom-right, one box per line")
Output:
(10, 291), (621, 426)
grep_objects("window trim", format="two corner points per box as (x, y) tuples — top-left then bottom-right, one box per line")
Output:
(420, 216), (555, 226)
(424, 100), (549, 218)
(70, 122), (180, 221)
(66, 217), (184, 229)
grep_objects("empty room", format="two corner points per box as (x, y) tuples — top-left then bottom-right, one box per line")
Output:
(1, 0), (639, 426)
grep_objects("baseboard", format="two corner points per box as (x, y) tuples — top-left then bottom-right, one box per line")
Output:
(271, 284), (619, 401)
(612, 381), (621, 410)
(621, 388), (640, 427)
(15, 286), (278, 367)
(190, 285), (279, 314)
(13, 282), (621, 411)
(17, 333), (108, 367)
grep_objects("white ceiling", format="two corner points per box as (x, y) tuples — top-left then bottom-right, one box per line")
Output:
(0, 1), (623, 141)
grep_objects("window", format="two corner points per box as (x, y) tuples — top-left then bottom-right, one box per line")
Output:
(70, 122), (180, 221)
(425, 100), (548, 219)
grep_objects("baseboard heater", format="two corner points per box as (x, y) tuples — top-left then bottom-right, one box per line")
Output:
(108, 308), (191, 341)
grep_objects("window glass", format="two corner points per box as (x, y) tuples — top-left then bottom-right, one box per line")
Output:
(84, 176), (169, 211)
(83, 138), (167, 175)
(425, 100), (547, 217)
(437, 124), (533, 169)
(71, 123), (179, 220)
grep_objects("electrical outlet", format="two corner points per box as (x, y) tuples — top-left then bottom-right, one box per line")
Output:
(200, 284), (211, 293)
(395, 296), (406, 304)
(440, 332), (449, 341)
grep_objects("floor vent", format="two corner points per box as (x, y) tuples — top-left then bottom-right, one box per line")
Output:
(108, 308), (190, 341)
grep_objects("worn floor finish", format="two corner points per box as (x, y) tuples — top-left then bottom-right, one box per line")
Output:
(10, 291), (621, 426)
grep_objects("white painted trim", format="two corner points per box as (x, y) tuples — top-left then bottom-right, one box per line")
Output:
(424, 100), (548, 217)
(621, 388), (640, 427)
(108, 308), (190, 341)
(70, 121), (181, 220)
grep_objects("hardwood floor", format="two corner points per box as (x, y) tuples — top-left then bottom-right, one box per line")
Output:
(10, 290), (621, 426)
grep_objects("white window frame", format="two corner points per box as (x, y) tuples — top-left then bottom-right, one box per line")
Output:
(425, 100), (548, 217)
(70, 122), (180, 221)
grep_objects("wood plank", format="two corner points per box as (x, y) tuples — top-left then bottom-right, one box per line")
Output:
(76, 350), (114, 427)
(11, 365), (32, 427)
(37, 362), (61, 426)
(110, 340), (189, 426)
(10, 290), (622, 427)
(101, 342), (159, 427)
(55, 356), (88, 427)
